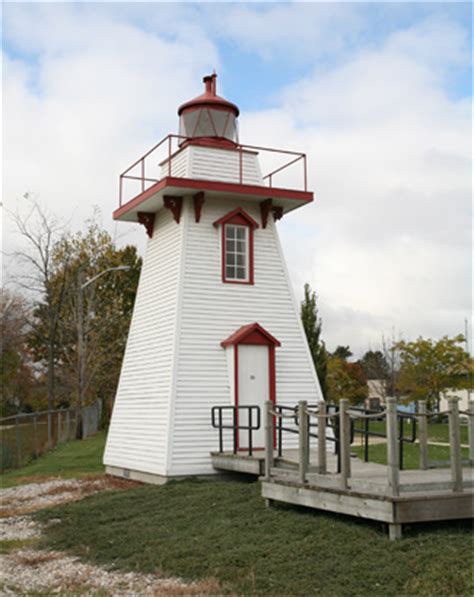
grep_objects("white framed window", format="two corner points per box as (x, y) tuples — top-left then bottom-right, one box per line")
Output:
(224, 224), (249, 282)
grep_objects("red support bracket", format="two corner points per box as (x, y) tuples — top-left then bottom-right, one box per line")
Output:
(193, 192), (205, 223)
(260, 198), (273, 229)
(163, 196), (183, 224)
(272, 206), (284, 222)
(137, 211), (155, 238)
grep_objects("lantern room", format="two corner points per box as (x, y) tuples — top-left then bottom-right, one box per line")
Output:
(178, 74), (239, 146)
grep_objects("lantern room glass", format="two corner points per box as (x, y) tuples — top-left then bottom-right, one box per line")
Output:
(179, 108), (238, 143)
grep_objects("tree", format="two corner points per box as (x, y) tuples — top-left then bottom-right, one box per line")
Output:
(37, 219), (142, 427)
(333, 345), (353, 361)
(0, 290), (36, 416)
(359, 350), (389, 380)
(301, 283), (328, 397)
(11, 195), (70, 415)
(326, 356), (368, 405)
(395, 335), (472, 409)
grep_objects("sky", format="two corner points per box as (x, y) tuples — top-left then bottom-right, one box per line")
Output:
(2, 2), (472, 357)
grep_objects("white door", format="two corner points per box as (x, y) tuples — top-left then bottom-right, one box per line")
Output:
(238, 345), (269, 449)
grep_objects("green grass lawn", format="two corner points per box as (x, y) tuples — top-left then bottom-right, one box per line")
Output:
(353, 442), (469, 469)
(1, 431), (106, 488)
(35, 478), (473, 596)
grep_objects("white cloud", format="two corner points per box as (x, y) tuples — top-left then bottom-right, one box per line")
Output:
(2, 5), (471, 357)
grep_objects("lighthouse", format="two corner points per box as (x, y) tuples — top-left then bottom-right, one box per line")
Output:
(104, 74), (323, 483)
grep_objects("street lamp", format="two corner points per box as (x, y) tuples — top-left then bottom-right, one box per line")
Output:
(76, 265), (131, 438)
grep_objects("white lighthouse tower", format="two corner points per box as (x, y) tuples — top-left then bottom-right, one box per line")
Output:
(104, 74), (323, 483)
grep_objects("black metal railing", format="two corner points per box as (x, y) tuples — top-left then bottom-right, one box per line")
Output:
(350, 406), (417, 470)
(211, 405), (261, 456)
(211, 402), (418, 471)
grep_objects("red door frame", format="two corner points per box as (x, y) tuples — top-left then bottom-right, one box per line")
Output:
(221, 323), (280, 450)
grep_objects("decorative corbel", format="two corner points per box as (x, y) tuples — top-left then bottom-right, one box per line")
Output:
(137, 212), (155, 238)
(272, 206), (284, 222)
(193, 192), (205, 223)
(260, 198), (273, 229)
(163, 196), (183, 224)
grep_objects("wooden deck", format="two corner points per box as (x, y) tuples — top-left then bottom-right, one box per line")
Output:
(211, 448), (474, 539)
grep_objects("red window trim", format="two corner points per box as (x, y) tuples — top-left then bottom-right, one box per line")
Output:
(213, 208), (259, 286)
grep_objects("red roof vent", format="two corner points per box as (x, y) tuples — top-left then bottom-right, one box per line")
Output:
(178, 73), (240, 117)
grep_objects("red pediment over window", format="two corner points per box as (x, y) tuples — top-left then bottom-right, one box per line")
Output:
(221, 323), (281, 347)
(213, 207), (259, 229)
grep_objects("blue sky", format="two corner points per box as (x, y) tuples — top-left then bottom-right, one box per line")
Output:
(3, 2), (472, 355)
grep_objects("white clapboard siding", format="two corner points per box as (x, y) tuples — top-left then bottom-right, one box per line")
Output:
(168, 197), (322, 476)
(160, 145), (263, 186)
(103, 208), (183, 475)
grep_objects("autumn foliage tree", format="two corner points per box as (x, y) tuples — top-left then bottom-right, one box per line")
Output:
(395, 335), (472, 409)
(30, 219), (142, 417)
(0, 290), (36, 416)
(326, 355), (368, 405)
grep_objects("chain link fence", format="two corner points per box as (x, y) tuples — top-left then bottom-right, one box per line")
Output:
(0, 400), (102, 472)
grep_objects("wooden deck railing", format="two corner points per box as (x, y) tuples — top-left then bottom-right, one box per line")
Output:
(265, 397), (474, 494)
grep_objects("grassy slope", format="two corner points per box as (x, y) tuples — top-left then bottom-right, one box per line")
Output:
(36, 478), (473, 596)
(1, 431), (106, 488)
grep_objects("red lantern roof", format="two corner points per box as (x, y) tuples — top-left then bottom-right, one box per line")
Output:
(177, 73), (240, 117)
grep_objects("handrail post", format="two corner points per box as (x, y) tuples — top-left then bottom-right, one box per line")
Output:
(448, 397), (463, 492)
(469, 400), (474, 465)
(317, 400), (327, 474)
(418, 400), (428, 470)
(264, 400), (274, 480)
(386, 397), (399, 496)
(298, 401), (309, 484)
(303, 154), (307, 191)
(339, 399), (351, 489)
(168, 135), (172, 177)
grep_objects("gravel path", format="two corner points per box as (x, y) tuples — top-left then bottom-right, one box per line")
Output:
(0, 477), (219, 596)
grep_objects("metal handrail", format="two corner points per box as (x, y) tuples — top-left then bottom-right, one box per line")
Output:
(211, 405), (261, 456)
(118, 133), (309, 207)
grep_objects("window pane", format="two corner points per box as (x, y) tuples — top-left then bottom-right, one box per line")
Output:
(236, 240), (246, 253)
(236, 267), (246, 280)
(225, 226), (235, 239)
(236, 254), (245, 266)
(226, 266), (235, 279)
(236, 227), (246, 240)
(226, 240), (234, 252)
(226, 253), (236, 266)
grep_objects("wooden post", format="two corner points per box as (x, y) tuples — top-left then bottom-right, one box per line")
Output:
(339, 399), (351, 489)
(448, 397), (463, 493)
(389, 523), (402, 541)
(264, 400), (274, 481)
(386, 397), (399, 497)
(468, 400), (474, 466)
(66, 410), (71, 440)
(57, 411), (61, 444)
(418, 400), (428, 470)
(298, 401), (309, 484)
(317, 400), (327, 474)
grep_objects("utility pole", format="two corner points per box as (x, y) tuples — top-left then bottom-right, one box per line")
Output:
(76, 265), (130, 439)
(76, 268), (85, 439)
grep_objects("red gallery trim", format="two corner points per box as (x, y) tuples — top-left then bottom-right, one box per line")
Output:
(113, 177), (313, 221)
